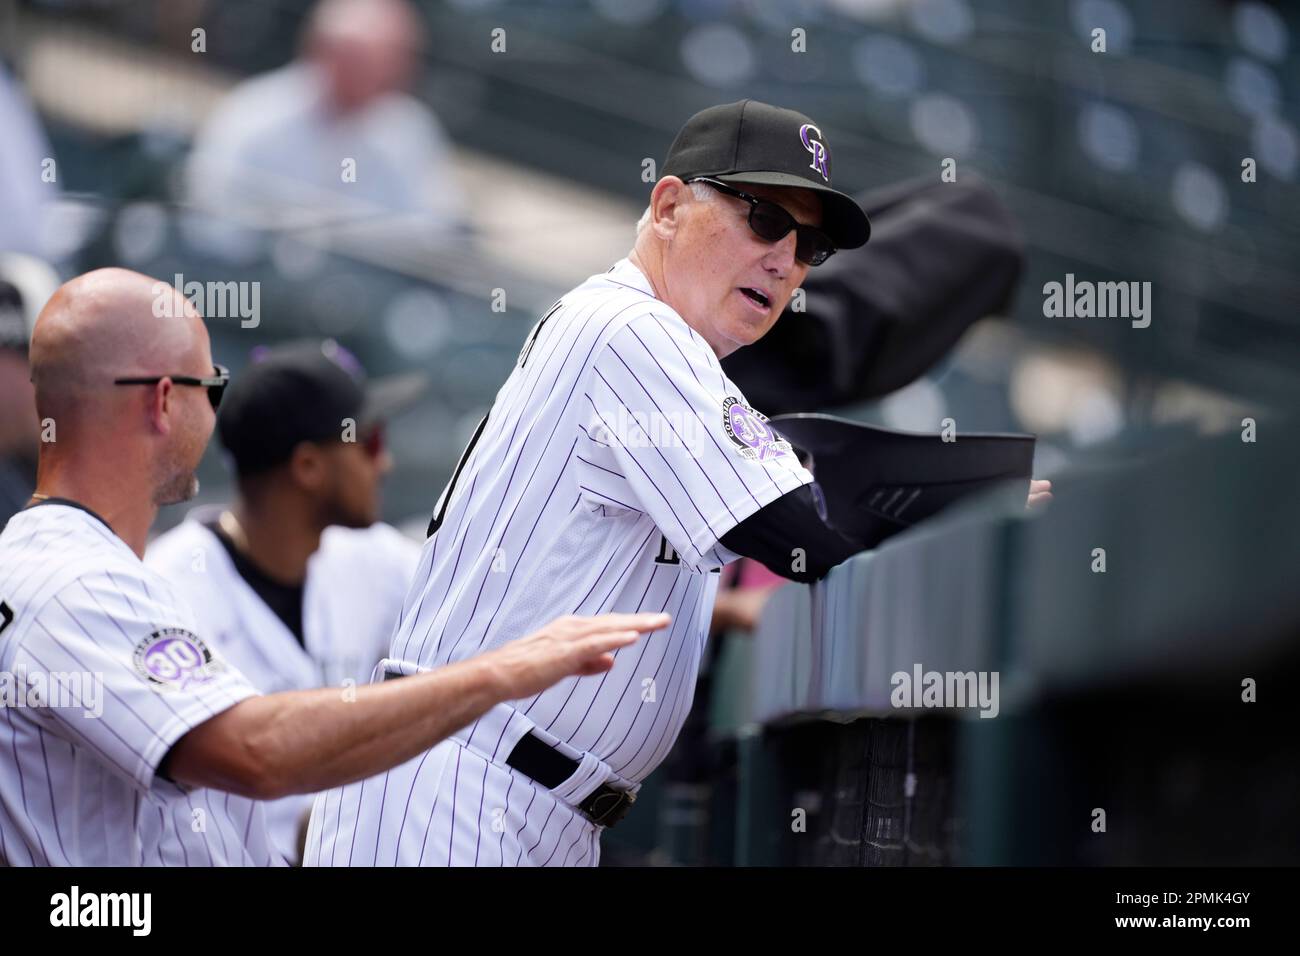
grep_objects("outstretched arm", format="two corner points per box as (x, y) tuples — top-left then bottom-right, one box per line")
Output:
(162, 612), (669, 799)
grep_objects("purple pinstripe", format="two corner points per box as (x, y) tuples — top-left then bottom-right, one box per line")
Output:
(472, 755), (490, 866)
(512, 786), (538, 866)
(414, 780), (440, 868)
(597, 576), (698, 766)
(417, 747), (456, 867)
(585, 400), (694, 545)
(65, 587), (195, 723)
(320, 786), (338, 866)
(449, 303), (644, 664)
(542, 814), (582, 866)
(35, 728), (69, 865)
(369, 769), (389, 865)
(15, 646), (141, 792)
(563, 569), (674, 741)
(592, 364), (720, 531)
(621, 625), (702, 780)
(575, 453), (629, 482)
(406, 471), (477, 668)
(399, 298), (600, 666)
(525, 798), (559, 862)
(172, 804), (192, 867)
(558, 820), (591, 866)
(215, 791), (236, 864)
(392, 522), (437, 665)
(497, 774), (514, 866)
(577, 423), (611, 447)
(523, 527), (655, 724)
(644, 317), (797, 506)
(4, 722), (39, 864)
(240, 796), (257, 860)
(447, 746), (467, 866)
(614, 595), (702, 779)
(23, 635), (153, 772)
(390, 744), (438, 866)
(344, 773), (364, 866)
(605, 344), (741, 524)
(454, 437), (580, 667)
(0, 525), (78, 612)
(577, 486), (640, 513)
(412, 299), (643, 671)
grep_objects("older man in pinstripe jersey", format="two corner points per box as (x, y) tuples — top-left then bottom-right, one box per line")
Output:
(304, 100), (891, 867)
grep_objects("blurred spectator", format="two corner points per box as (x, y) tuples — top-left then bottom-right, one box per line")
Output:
(185, 0), (462, 237)
(0, 255), (60, 525)
(0, 64), (59, 257)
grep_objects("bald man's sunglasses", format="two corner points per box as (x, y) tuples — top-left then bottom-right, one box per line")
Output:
(113, 364), (230, 410)
(689, 177), (837, 266)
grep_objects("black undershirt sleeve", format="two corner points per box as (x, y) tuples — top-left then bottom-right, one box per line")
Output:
(719, 483), (866, 584)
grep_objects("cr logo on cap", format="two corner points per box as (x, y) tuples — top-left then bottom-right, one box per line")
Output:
(799, 123), (830, 182)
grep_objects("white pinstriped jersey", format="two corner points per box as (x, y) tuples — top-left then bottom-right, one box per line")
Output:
(0, 502), (282, 866)
(145, 509), (420, 863)
(306, 257), (811, 866)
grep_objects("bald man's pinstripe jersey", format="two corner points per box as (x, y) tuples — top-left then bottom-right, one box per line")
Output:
(0, 502), (283, 866)
(306, 257), (812, 867)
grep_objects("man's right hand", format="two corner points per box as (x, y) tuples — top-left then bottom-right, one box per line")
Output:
(485, 612), (670, 701)
(164, 611), (669, 800)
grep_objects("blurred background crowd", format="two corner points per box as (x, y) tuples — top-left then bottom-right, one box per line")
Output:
(3, 0), (1296, 533)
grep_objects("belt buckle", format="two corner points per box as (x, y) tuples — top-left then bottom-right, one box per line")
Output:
(586, 786), (637, 828)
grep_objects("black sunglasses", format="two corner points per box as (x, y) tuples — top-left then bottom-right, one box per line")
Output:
(114, 364), (230, 410)
(689, 177), (837, 266)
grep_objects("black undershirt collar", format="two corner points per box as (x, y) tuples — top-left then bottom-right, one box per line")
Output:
(206, 520), (307, 648)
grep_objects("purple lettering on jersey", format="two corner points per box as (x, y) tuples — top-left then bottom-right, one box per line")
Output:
(722, 397), (792, 462)
(132, 629), (224, 691)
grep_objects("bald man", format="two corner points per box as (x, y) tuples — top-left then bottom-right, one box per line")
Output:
(186, 0), (462, 235)
(0, 268), (669, 866)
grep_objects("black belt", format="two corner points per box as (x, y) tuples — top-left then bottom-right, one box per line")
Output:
(383, 670), (637, 828)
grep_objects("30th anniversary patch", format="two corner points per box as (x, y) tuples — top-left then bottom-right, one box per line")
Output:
(722, 396), (792, 462)
(132, 628), (224, 691)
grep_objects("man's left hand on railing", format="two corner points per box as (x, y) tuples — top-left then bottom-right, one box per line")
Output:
(1027, 478), (1054, 509)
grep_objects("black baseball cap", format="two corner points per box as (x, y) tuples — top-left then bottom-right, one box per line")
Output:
(661, 99), (871, 249)
(217, 339), (427, 476)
